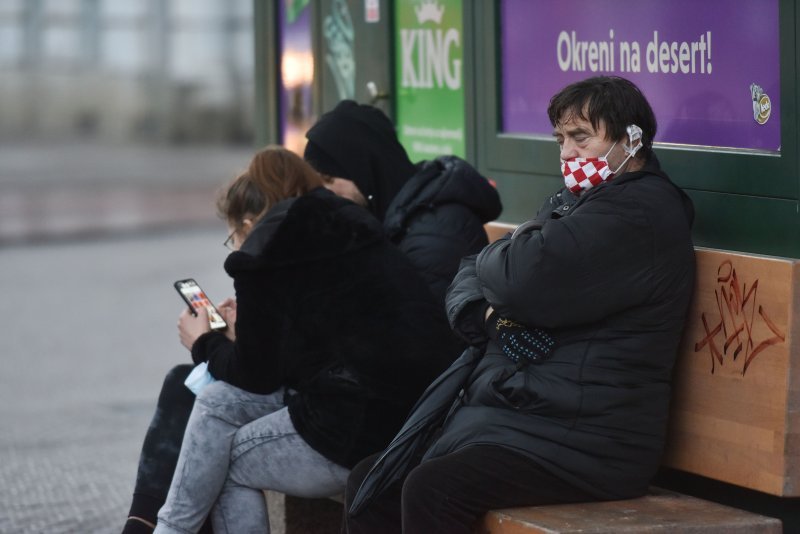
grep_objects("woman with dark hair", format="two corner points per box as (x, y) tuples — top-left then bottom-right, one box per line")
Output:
(304, 100), (502, 305)
(123, 146), (456, 534)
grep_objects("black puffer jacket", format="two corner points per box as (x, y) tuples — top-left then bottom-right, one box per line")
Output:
(384, 155), (502, 304)
(304, 100), (502, 305)
(432, 156), (695, 499)
(191, 188), (457, 468)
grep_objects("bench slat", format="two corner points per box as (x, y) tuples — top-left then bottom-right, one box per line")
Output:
(478, 487), (781, 533)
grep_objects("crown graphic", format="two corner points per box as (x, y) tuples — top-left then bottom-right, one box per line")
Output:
(415, 0), (444, 24)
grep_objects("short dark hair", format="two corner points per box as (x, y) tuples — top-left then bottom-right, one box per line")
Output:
(547, 76), (657, 158)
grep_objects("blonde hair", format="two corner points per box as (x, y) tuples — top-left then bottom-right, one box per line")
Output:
(217, 145), (325, 228)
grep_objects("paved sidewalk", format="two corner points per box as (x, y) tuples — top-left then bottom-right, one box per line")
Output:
(0, 142), (254, 533)
(0, 228), (235, 533)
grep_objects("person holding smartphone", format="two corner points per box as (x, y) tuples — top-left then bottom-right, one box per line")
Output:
(122, 146), (458, 534)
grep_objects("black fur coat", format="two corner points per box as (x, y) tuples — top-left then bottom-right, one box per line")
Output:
(192, 188), (457, 468)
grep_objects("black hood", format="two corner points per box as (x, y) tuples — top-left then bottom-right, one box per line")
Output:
(304, 100), (416, 221)
(383, 155), (503, 238)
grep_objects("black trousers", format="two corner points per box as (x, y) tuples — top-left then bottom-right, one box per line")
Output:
(343, 445), (597, 534)
(125, 364), (213, 532)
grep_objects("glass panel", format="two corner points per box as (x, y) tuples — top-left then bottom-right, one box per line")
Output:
(44, 28), (81, 62)
(43, 0), (81, 17)
(173, 0), (224, 19)
(100, 1), (146, 18)
(279, 0), (314, 154)
(0, 26), (21, 66)
(102, 29), (144, 73)
(0, 0), (22, 17)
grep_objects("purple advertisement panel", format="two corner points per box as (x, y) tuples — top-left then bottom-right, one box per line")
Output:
(501, 0), (780, 152)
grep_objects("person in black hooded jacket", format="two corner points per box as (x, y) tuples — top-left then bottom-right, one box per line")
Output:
(343, 76), (696, 534)
(303, 100), (502, 305)
(123, 147), (456, 534)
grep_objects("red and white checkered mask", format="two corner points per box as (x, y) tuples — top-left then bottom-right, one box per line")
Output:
(561, 142), (618, 194)
(561, 125), (644, 195)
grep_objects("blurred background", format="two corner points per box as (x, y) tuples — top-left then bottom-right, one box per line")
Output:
(0, 0), (258, 243)
(1, 0), (254, 145)
(0, 1), (261, 532)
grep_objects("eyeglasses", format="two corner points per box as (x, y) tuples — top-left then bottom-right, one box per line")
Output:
(223, 231), (236, 251)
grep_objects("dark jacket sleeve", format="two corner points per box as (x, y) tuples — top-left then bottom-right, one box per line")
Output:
(200, 267), (288, 394)
(445, 254), (491, 344)
(191, 331), (233, 365)
(195, 205), (294, 394)
(475, 185), (656, 329)
(399, 204), (489, 304)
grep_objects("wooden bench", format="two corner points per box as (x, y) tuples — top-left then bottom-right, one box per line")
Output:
(272, 222), (798, 533)
(478, 222), (798, 533)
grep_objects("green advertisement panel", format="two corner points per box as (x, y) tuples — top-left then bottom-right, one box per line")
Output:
(395, 0), (465, 160)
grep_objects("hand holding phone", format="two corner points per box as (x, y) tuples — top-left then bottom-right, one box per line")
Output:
(174, 279), (228, 331)
(216, 297), (238, 341)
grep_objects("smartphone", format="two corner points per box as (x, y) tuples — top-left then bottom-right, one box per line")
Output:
(174, 278), (228, 331)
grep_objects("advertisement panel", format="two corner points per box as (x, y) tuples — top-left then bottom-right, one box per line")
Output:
(501, 0), (780, 152)
(395, 0), (465, 160)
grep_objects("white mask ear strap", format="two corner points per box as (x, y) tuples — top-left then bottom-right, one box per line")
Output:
(602, 141), (618, 159)
(612, 124), (643, 175)
(623, 125), (643, 156)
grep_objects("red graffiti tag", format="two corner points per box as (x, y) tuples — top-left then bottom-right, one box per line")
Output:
(694, 260), (785, 375)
